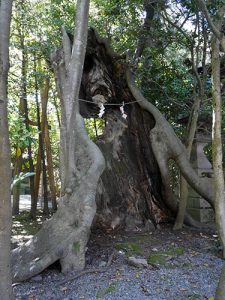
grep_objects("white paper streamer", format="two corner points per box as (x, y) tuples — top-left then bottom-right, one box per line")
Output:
(120, 102), (127, 119)
(98, 104), (105, 118)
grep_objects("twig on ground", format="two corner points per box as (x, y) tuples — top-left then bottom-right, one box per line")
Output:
(55, 268), (107, 287)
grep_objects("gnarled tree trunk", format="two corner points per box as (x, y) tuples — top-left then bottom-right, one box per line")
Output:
(12, 27), (215, 282)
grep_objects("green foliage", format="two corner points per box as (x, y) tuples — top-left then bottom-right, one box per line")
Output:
(85, 118), (105, 140)
(147, 247), (184, 266)
(73, 241), (81, 254)
(96, 283), (117, 298)
(9, 115), (34, 150)
(147, 253), (167, 265)
(137, 46), (193, 135)
(91, 0), (143, 53)
(115, 242), (144, 256)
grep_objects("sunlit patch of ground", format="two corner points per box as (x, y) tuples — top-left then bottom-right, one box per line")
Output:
(11, 211), (50, 248)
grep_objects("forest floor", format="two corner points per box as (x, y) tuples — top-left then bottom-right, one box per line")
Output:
(12, 216), (224, 300)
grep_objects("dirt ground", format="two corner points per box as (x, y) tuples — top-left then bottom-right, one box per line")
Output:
(13, 218), (224, 300)
(87, 223), (221, 266)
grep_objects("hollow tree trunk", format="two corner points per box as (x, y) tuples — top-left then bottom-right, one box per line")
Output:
(95, 106), (167, 230)
(12, 28), (215, 282)
(80, 29), (213, 230)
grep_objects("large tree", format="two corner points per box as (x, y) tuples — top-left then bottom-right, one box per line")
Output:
(11, 28), (215, 286)
(0, 0), (14, 299)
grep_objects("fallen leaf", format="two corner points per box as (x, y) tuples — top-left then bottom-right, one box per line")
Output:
(141, 285), (150, 295)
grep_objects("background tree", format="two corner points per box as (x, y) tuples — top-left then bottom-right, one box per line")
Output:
(9, 0), (60, 217)
(196, 0), (225, 298)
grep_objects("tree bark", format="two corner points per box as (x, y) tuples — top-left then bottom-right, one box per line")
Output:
(197, 2), (225, 295)
(0, 0), (13, 299)
(211, 36), (225, 258)
(34, 147), (41, 205)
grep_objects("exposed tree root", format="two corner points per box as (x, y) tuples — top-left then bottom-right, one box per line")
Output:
(12, 114), (105, 282)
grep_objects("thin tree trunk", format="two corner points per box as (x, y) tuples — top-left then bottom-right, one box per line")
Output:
(34, 147), (41, 204)
(211, 36), (225, 258)
(17, 21), (36, 218)
(173, 94), (201, 230)
(174, 69), (204, 229)
(173, 11), (208, 230)
(45, 122), (57, 211)
(19, 45), (36, 219)
(197, 2), (225, 296)
(34, 59), (49, 215)
(0, 0), (13, 299)
(12, 183), (20, 215)
(12, 154), (23, 215)
(134, 1), (156, 60)
(40, 77), (50, 214)
(12, 95), (26, 215)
